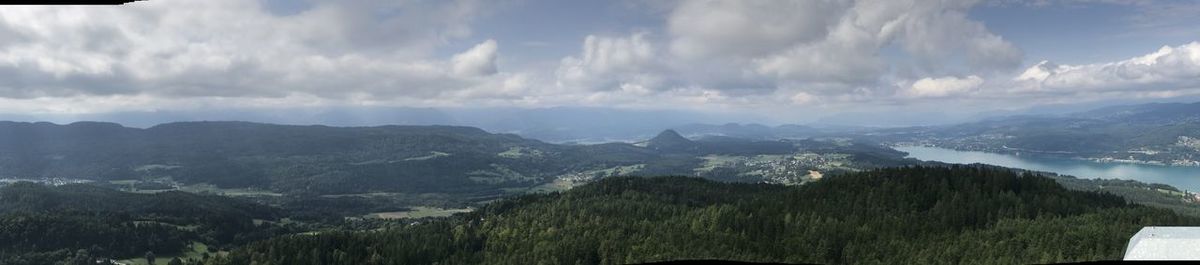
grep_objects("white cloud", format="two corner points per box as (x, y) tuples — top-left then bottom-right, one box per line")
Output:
(1015, 42), (1200, 93)
(555, 32), (662, 91)
(667, 0), (845, 60)
(0, 0), (1192, 118)
(0, 0), (494, 100)
(547, 0), (1022, 108)
(549, 0), (1021, 108)
(790, 92), (816, 104)
(451, 39), (499, 77)
(904, 75), (984, 98)
(671, 0), (1021, 86)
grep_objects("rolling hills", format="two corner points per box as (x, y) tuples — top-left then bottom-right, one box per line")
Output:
(0, 121), (908, 199)
(203, 166), (1200, 264)
(867, 102), (1200, 166)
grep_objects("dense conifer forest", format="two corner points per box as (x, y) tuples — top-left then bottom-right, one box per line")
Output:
(187, 166), (1199, 264)
(0, 183), (289, 264)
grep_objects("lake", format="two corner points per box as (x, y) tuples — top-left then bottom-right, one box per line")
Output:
(895, 146), (1200, 192)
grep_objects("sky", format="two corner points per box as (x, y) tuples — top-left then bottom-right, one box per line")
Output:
(0, 0), (1198, 126)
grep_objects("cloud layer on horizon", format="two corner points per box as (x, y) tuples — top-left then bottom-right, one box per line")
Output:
(0, 0), (1195, 119)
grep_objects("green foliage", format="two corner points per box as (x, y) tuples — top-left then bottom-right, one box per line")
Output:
(0, 183), (290, 263)
(213, 166), (1200, 264)
(1049, 173), (1200, 217)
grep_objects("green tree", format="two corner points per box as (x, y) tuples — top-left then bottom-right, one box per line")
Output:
(145, 251), (156, 265)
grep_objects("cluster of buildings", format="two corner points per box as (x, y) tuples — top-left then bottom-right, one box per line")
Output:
(743, 153), (847, 185)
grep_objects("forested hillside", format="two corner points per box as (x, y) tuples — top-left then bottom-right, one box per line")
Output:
(0, 183), (289, 264)
(196, 166), (1199, 265)
(0, 122), (907, 198)
(0, 121), (575, 195)
(871, 102), (1200, 166)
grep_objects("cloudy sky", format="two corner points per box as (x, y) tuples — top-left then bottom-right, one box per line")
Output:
(0, 0), (1198, 125)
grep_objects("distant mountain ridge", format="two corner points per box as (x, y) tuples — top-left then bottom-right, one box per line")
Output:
(1071, 102), (1200, 125)
(873, 101), (1200, 166)
(4, 107), (770, 143)
(645, 130), (699, 153)
(0, 121), (910, 199)
(0, 121), (611, 195)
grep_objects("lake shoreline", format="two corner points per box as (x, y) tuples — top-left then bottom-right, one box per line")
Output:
(893, 144), (1200, 168)
(895, 145), (1200, 192)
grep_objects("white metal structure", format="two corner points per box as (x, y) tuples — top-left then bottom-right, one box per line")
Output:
(1124, 226), (1200, 260)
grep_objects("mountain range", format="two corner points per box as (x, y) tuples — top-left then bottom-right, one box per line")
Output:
(0, 121), (906, 200)
(868, 102), (1200, 165)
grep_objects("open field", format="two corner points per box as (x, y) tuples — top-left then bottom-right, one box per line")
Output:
(177, 183), (283, 197)
(498, 146), (544, 159)
(405, 151), (451, 161)
(107, 180), (283, 197)
(520, 178), (580, 193)
(502, 164), (646, 194)
(364, 206), (474, 219)
(320, 192), (406, 198)
(117, 242), (224, 265)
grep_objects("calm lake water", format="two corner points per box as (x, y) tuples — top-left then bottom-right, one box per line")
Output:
(895, 146), (1200, 192)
